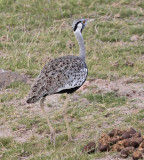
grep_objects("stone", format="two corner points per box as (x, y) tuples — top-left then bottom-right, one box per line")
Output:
(66, 40), (75, 49)
(125, 60), (134, 67)
(0, 69), (27, 89)
(114, 13), (121, 18)
(131, 35), (140, 42)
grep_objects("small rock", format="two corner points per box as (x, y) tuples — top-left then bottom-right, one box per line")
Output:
(112, 61), (119, 67)
(104, 113), (112, 117)
(114, 13), (121, 18)
(125, 60), (134, 67)
(131, 35), (140, 42)
(83, 141), (96, 154)
(0, 35), (8, 42)
(126, 93), (131, 97)
(112, 87), (119, 92)
(67, 40), (75, 49)
(140, 35), (144, 40)
(132, 151), (142, 160)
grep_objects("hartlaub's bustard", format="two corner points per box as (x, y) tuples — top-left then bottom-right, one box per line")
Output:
(27, 18), (93, 145)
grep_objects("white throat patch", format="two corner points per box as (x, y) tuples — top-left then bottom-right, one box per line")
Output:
(77, 23), (82, 29)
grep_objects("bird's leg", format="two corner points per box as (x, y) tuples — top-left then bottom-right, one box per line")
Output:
(40, 97), (55, 146)
(62, 94), (72, 141)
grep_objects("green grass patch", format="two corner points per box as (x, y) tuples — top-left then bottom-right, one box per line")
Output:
(0, 0), (144, 159)
(0, 137), (13, 149)
(84, 92), (126, 108)
(17, 116), (42, 129)
(0, 83), (29, 103)
(6, 81), (25, 89)
(125, 109), (144, 130)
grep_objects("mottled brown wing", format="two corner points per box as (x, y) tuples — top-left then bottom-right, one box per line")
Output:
(27, 55), (87, 103)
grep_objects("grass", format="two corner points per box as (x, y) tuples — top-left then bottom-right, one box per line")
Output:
(84, 92), (126, 108)
(0, 0), (144, 159)
(0, 0), (144, 78)
(125, 109), (144, 130)
(0, 82), (29, 103)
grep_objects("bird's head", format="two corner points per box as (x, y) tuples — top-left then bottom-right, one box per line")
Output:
(72, 18), (94, 33)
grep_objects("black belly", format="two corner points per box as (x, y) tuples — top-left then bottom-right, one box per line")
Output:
(56, 86), (81, 94)
(43, 86), (81, 98)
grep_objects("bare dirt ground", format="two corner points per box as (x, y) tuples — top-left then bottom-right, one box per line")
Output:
(1, 76), (144, 137)
(91, 77), (144, 108)
(97, 155), (132, 160)
(0, 70), (144, 160)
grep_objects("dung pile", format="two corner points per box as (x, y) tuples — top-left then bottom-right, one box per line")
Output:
(98, 128), (144, 159)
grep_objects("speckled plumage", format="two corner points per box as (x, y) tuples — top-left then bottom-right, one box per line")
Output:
(27, 55), (88, 103)
(26, 18), (93, 143)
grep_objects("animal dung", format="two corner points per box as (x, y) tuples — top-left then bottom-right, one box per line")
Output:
(120, 147), (135, 158)
(99, 143), (110, 152)
(98, 128), (144, 159)
(83, 141), (96, 154)
(132, 151), (142, 160)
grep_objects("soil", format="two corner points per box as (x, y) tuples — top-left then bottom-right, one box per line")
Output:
(0, 71), (144, 159)
(89, 77), (144, 108)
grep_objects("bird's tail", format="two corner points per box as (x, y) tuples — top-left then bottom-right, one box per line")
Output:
(26, 82), (48, 104)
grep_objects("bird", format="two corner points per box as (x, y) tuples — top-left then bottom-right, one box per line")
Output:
(27, 18), (93, 145)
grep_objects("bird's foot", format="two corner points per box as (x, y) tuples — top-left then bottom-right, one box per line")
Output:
(50, 131), (56, 147)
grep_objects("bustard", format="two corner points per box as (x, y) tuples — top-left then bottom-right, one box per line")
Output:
(27, 18), (93, 145)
